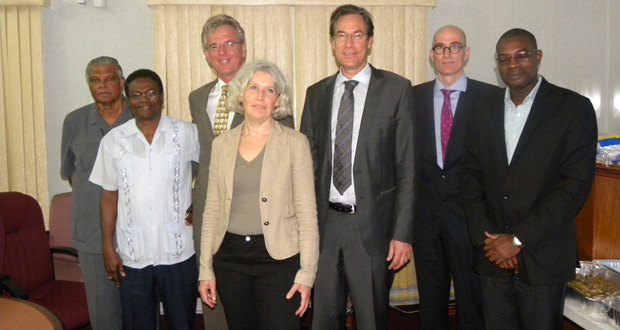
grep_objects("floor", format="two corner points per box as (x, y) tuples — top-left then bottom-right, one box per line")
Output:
(159, 304), (585, 329)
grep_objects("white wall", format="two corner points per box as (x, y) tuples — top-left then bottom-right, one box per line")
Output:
(43, 0), (153, 198)
(426, 0), (620, 135)
(43, 0), (620, 199)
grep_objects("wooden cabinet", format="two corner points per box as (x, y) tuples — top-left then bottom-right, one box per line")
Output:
(575, 164), (620, 261)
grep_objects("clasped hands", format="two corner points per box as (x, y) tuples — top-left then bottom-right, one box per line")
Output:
(483, 231), (521, 273)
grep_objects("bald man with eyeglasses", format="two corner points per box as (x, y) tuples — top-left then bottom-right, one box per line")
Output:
(412, 25), (501, 330)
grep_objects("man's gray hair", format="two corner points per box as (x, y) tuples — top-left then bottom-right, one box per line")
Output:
(225, 60), (292, 120)
(85, 56), (123, 81)
(201, 14), (246, 52)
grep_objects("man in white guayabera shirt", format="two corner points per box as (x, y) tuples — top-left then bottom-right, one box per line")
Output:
(90, 69), (199, 330)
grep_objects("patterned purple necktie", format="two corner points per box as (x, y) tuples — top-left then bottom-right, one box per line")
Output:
(440, 89), (456, 164)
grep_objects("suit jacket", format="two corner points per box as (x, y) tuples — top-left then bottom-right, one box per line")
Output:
(413, 78), (501, 243)
(460, 78), (598, 285)
(189, 81), (244, 258)
(189, 80), (294, 259)
(300, 65), (415, 255)
(199, 121), (319, 287)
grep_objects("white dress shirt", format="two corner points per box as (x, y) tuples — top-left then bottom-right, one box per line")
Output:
(504, 75), (542, 164)
(207, 79), (236, 131)
(329, 63), (372, 205)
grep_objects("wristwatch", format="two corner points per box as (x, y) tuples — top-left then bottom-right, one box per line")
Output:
(513, 235), (523, 248)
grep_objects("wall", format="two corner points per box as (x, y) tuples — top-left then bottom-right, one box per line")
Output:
(43, 0), (620, 199)
(426, 0), (620, 135)
(42, 0), (153, 198)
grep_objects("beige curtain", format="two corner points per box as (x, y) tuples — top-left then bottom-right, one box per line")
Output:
(149, 2), (432, 126)
(0, 1), (49, 219)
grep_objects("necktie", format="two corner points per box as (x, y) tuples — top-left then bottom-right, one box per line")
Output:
(214, 85), (229, 136)
(333, 80), (359, 194)
(440, 89), (456, 164)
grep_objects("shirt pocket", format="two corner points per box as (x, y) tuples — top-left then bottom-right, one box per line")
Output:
(74, 142), (100, 172)
(117, 225), (145, 262)
(166, 154), (190, 184)
(164, 221), (190, 257)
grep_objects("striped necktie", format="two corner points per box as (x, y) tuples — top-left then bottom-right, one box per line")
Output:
(333, 80), (359, 194)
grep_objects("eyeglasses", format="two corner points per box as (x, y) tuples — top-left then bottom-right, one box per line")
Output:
(333, 32), (368, 42)
(129, 90), (160, 101)
(496, 49), (539, 65)
(432, 44), (465, 55)
(206, 41), (241, 53)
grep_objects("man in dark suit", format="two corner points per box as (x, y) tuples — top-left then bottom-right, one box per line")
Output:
(412, 25), (500, 330)
(189, 14), (247, 330)
(460, 28), (598, 330)
(300, 5), (414, 329)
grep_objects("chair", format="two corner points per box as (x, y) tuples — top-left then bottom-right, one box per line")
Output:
(0, 191), (90, 329)
(49, 192), (84, 282)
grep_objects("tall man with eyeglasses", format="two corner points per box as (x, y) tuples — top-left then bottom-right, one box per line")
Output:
(188, 14), (246, 330)
(300, 5), (414, 329)
(412, 25), (500, 330)
(188, 14), (295, 329)
(460, 28), (597, 330)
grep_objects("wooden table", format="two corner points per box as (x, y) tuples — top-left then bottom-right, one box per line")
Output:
(0, 297), (63, 330)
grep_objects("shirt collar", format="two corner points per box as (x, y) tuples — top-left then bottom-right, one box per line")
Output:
(433, 74), (468, 94)
(124, 114), (169, 136)
(336, 62), (372, 86)
(504, 74), (543, 105)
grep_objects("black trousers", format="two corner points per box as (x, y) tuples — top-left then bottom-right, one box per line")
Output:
(119, 255), (197, 330)
(214, 232), (301, 330)
(414, 217), (484, 330)
(479, 274), (566, 330)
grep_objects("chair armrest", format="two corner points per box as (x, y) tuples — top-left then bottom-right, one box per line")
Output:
(0, 274), (29, 300)
(50, 246), (78, 258)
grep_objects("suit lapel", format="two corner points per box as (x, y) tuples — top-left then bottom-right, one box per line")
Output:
(221, 127), (242, 201)
(510, 78), (550, 166)
(318, 75), (337, 168)
(260, 122), (285, 195)
(445, 80), (473, 165)
(420, 82), (438, 163)
(355, 66), (384, 168)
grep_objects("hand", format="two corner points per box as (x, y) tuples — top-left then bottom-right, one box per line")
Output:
(198, 280), (217, 308)
(483, 232), (521, 267)
(387, 240), (413, 270)
(498, 257), (520, 273)
(185, 205), (193, 226)
(102, 248), (125, 288)
(286, 283), (312, 317)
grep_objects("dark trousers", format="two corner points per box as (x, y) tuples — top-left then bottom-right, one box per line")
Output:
(119, 255), (197, 330)
(414, 220), (484, 330)
(479, 274), (566, 330)
(214, 232), (301, 330)
(312, 209), (392, 330)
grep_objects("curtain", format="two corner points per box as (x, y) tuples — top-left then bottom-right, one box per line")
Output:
(0, 2), (49, 219)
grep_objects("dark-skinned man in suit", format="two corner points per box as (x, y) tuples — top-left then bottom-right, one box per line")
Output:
(460, 28), (597, 330)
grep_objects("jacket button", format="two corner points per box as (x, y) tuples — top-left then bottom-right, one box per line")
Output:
(504, 194), (511, 200)
(262, 197), (267, 202)
(264, 221), (270, 226)
(441, 196), (447, 202)
(441, 175), (446, 180)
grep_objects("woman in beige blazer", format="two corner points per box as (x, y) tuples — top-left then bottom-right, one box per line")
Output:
(197, 60), (319, 330)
